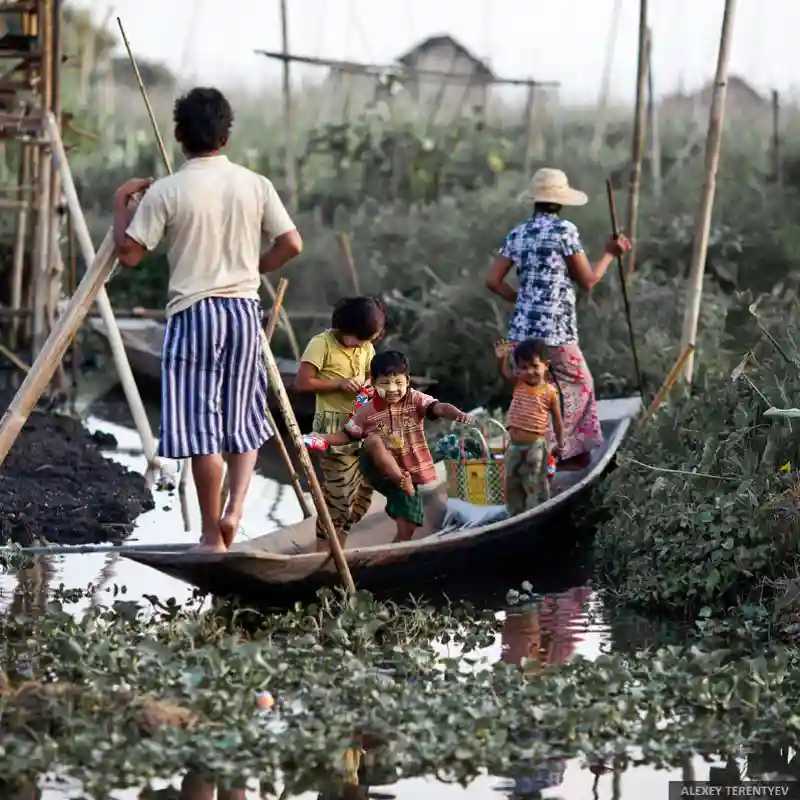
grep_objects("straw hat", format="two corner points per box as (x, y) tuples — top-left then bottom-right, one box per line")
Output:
(522, 167), (588, 206)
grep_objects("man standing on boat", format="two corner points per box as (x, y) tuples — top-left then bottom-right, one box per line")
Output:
(112, 87), (303, 553)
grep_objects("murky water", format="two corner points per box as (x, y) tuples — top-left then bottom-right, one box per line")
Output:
(1, 415), (718, 798)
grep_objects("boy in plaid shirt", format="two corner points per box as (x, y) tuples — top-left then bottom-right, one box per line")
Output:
(320, 350), (473, 542)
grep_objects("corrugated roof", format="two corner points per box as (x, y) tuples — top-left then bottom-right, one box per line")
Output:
(396, 34), (495, 79)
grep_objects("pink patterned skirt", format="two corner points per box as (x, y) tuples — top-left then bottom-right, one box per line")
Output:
(508, 341), (603, 460)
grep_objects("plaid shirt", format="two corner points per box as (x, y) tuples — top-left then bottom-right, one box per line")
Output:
(348, 389), (439, 484)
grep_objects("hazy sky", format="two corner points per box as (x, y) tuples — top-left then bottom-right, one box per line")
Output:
(72, 0), (797, 104)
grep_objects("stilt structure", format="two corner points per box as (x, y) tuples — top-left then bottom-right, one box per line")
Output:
(0, 3), (160, 470)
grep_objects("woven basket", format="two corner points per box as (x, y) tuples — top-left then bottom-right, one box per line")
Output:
(443, 420), (509, 506)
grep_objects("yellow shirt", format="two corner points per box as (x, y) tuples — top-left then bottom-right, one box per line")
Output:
(301, 330), (375, 417)
(126, 155), (296, 317)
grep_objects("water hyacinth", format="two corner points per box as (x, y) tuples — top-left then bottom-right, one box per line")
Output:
(3, 587), (800, 796)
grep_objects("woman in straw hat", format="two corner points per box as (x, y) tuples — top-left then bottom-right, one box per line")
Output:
(485, 168), (631, 470)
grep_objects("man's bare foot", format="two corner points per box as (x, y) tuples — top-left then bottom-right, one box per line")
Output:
(220, 508), (242, 549)
(190, 541), (227, 554)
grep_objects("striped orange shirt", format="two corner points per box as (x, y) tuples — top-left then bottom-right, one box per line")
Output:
(507, 381), (558, 435)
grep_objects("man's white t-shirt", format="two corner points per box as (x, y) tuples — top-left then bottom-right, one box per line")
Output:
(126, 154), (296, 317)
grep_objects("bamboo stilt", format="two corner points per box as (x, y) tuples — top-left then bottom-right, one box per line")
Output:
(639, 343), (695, 424)
(625, 1), (648, 277)
(590, 0), (623, 159)
(336, 232), (361, 295)
(522, 82), (536, 174)
(9, 144), (31, 349)
(30, 148), (52, 355)
(679, 0), (738, 385)
(771, 89), (781, 184)
(44, 112), (160, 471)
(179, 473), (191, 532)
(67, 207), (79, 398)
(279, 0), (297, 212)
(646, 27), (661, 199)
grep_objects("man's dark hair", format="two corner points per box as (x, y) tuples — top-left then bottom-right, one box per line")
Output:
(370, 349), (409, 379)
(331, 296), (386, 341)
(173, 87), (234, 155)
(515, 338), (548, 363)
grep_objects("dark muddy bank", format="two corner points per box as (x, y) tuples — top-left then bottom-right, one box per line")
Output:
(0, 383), (154, 546)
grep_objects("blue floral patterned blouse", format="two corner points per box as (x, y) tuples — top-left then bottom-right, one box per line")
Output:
(499, 212), (584, 346)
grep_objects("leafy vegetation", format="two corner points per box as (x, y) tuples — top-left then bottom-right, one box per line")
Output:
(4, 583), (800, 796)
(595, 293), (800, 619)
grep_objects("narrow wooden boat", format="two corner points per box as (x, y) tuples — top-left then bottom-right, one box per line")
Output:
(125, 397), (640, 604)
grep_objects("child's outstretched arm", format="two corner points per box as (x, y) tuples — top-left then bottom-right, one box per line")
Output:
(493, 339), (514, 382)
(550, 389), (565, 452)
(428, 402), (475, 424)
(317, 419), (364, 448)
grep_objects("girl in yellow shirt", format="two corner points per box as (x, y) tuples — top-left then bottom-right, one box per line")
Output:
(295, 297), (386, 545)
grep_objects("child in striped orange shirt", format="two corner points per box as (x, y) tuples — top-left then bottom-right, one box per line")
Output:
(495, 338), (565, 514)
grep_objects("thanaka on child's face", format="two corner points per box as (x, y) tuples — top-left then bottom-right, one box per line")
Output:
(374, 373), (408, 404)
(516, 356), (548, 386)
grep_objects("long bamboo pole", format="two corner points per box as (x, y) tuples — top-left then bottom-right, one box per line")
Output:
(679, 0), (738, 385)
(336, 232), (361, 295)
(589, 0), (623, 159)
(9, 144), (31, 348)
(639, 343), (695, 424)
(44, 112), (160, 471)
(279, 0), (297, 212)
(116, 20), (172, 173)
(260, 328), (355, 593)
(771, 89), (781, 184)
(646, 27), (662, 199)
(0, 224), (128, 466)
(625, 1), (648, 277)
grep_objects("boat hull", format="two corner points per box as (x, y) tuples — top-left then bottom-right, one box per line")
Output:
(125, 398), (639, 606)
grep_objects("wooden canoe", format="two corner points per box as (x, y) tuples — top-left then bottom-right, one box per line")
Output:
(124, 397), (640, 604)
